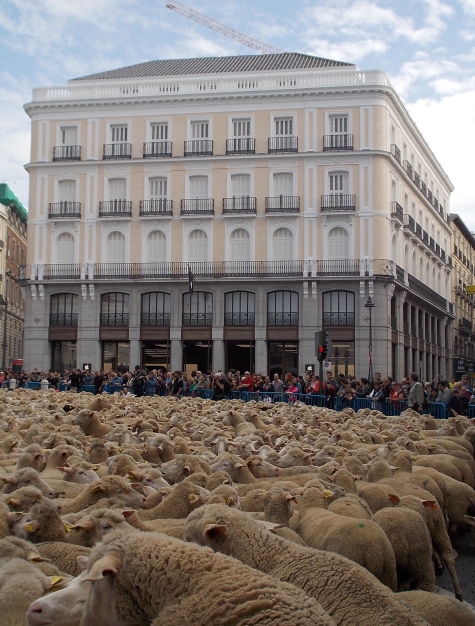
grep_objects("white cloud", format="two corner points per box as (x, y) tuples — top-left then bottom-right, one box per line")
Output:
(459, 0), (475, 15)
(306, 38), (388, 63)
(390, 57), (460, 99)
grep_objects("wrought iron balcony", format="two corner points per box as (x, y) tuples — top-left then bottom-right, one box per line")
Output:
(48, 202), (81, 219)
(427, 189), (433, 203)
(391, 144), (401, 163)
(321, 194), (356, 211)
(180, 199), (214, 215)
(268, 136), (298, 153)
(459, 317), (473, 332)
(403, 160), (413, 177)
(139, 199), (173, 216)
(323, 134), (353, 151)
(49, 313), (78, 327)
(433, 197), (439, 211)
(184, 140), (213, 156)
(53, 145), (81, 161)
(99, 200), (132, 217)
(226, 138), (255, 155)
(415, 223), (423, 239)
(100, 313), (130, 326)
(224, 312), (255, 326)
(267, 312), (298, 326)
(323, 312), (355, 326)
(413, 172), (421, 188)
(403, 214), (416, 234)
(141, 313), (171, 326)
(265, 196), (300, 213)
(103, 143), (132, 159)
(223, 197), (257, 214)
(182, 313), (212, 326)
(391, 201), (403, 222)
(421, 181), (427, 195)
(408, 273), (447, 309)
(143, 141), (172, 158)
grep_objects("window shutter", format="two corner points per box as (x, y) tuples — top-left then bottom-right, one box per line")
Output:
(330, 116), (348, 134)
(107, 232), (126, 263)
(233, 119), (251, 138)
(150, 178), (167, 199)
(151, 123), (168, 140)
(191, 121), (209, 139)
(275, 118), (293, 136)
(328, 228), (349, 260)
(58, 180), (76, 202)
(57, 233), (75, 263)
(111, 125), (128, 142)
(109, 178), (127, 200)
(273, 227), (293, 260)
(61, 127), (77, 145)
(231, 174), (251, 197)
(147, 231), (166, 262)
(189, 176), (208, 199)
(189, 230), (208, 262)
(273, 173), (293, 196)
(230, 229), (250, 261)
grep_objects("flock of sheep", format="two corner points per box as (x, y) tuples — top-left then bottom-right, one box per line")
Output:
(0, 387), (475, 625)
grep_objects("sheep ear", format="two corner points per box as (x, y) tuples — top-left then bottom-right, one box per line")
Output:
(121, 510), (135, 519)
(204, 524), (228, 539)
(388, 494), (400, 505)
(83, 555), (122, 582)
(421, 500), (438, 510)
(7, 511), (24, 523)
(142, 486), (155, 497)
(285, 493), (297, 502)
(4, 476), (17, 485)
(246, 458), (253, 466)
(234, 462), (245, 469)
(6, 497), (20, 507)
(25, 520), (41, 533)
(77, 556), (89, 571)
(71, 519), (94, 532)
(249, 450), (259, 455)
(92, 485), (105, 493)
(188, 494), (199, 503)
(256, 520), (284, 531)
(28, 553), (50, 563)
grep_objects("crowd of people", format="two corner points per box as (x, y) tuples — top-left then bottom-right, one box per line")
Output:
(1, 365), (474, 416)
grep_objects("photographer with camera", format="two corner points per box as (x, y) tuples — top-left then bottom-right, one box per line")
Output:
(209, 371), (231, 401)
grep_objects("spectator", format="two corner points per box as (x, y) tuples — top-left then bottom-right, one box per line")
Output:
(368, 381), (383, 403)
(144, 372), (158, 397)
(258, 376), (272, 393)
(210, 372), (230, 401)
(240, 371), (254, 391)
(447, 385), (466, 416)
(326, 371), (336, 387)
(271, 373), (284, 393)
(171, 371), (184, 398)
(436, 381), (452, 406)
(381, 376), (392, 401)
(407, 372), (424, 411)
(460, 374), (474, 395)
(356, 377), (372, 398)
(133, 370), (147, 397)
(70, 368), (84, 393)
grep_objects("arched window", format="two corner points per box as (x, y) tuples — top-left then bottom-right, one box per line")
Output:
(328, 227), (349, 260)
(100, 293), (130, 326)
(267, 291), (298, 326)
(230, 228), (250, 262)
(225, 292), (255, 326)
(141, 292), (171, 326)
(147, 231), (166, 263)
(106, 231), (126, 263)
(56, 232), (75, 264)
(272, 227), (293, 261)
(50, 293), (78, 326)
(183, 292), (213, 326)
(323, 291), (355, 326)
(188, 229), (208, 262)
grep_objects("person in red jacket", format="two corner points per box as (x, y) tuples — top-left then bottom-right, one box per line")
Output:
(240, 371), (254, 391)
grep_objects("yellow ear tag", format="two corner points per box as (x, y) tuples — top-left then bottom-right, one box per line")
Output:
(93, 465), (99, 470)
(323, 490), (333, 499)
(50, 576), (62, 585)
(25, 524), (34, 533)
(119, 447), (124, 452)
(413, 455), (418, 460)
(64, 523), (73, 533)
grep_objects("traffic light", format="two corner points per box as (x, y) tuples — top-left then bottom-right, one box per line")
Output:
(317, 343), (327, 362)
(315, 330), (331, 362)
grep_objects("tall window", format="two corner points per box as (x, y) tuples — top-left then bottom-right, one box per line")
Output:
(106, 231), (126, 263)
(111, 125), (128, 142)
(225, 291), (255, 326)
(60, 127), (77, 145)
(191, 121), (209, 139)
(323, 291), (355, 326)
(56, 233), (75, 264)
(273, 227), (293, 261)
(328, 227), (349, 260)
(101, 293), (130, 326)
(188, 229), (208, 262)
(189, 176), (208, 199)
(329, 115), (348, 135)
(230, 228), (250, 262)
(329, 172), (349, 194)
(273, 172), (293, 196)
(275, 118), (293, 136)
(183, 292), (213, 326)
(231, 174), (251, 197)
(141, 292), (171, 326)
(108, 178), (127, 200)
(150, 177), (167, 199)
(267, 291), (298, 326)
(233, 119), (251, 138)
(147, 231), (166, 263)
(58, 180), (76, 203)
(50, 293), (78, 326)
(151, 122), (168, 140)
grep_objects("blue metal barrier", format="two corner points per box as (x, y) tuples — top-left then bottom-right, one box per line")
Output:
(81, 385), (96, 394)
(304, 394), (327, 407)
(26, 382), (41, 390)
(428, 402), (448, 419)
(353, 398), (377, 411)
(104, 384), (124, 394)
(195, 389), (215, 400)
(257, 391), (285, 403)
(469, 404), (475, 419)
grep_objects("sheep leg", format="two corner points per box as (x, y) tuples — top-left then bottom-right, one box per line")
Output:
(432, 548), (443, 574)
(441, 548), (463, 601)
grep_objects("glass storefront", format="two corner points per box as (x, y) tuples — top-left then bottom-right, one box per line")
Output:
(182, 341), (212, 375)
(141, 341), (170, 372)
(268, 342), (298, 377)
(102, 341), (130, 373)
(51, 341), (77, 372)
(330, 341), (355, 378)
(225, 341), (255, 374)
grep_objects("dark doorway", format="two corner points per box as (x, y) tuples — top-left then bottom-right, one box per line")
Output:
(268, 342), (298, 378)
(141, 341), (170, 371)
(183, 341), (212, 374)
(225, 341), (255, 374)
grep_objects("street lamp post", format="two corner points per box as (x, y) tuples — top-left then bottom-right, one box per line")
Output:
(364, 296), (375, 384)
(0, 296), (7, 371)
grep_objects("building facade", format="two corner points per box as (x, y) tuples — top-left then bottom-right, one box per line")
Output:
(22, 53), (454, 379)
(0, 184), (28, 369)
(450, 214), (475, 379)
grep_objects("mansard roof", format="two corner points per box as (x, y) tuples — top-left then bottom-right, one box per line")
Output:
(71, 52), (354, 81)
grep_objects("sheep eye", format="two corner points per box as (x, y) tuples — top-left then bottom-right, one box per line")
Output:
(102, 523), (111, 530)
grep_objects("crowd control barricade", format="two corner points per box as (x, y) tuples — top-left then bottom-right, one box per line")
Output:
(469, 403), (475, 418)
(428, 402), (448, 419)
(382, 400), (407, 416)
(81, 385), (96, 394)
(195, 389), (215, 400)
(105, 384), (124, 394)
(303, 394), (327, 408)
(26, 382), (41, 390)
(257, 391), (285, 403)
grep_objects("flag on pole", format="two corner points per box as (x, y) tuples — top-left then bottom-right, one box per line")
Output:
(188, 265), (195, 294)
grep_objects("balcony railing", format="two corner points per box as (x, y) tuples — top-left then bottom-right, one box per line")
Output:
(427, 189), (433, 203)
(103, 143), (132, 159)
(224, 312), (255, 326)
(53, 145), (81, 161)
(43, 264), (81, 280)
(323, 312), (355, 326)
(265, 196), (300, 213)
(49, 313), (78, 326)
(415, 223), (423, 239)
(222, 197), (257, 214)
(100, 313), (130, 326)
(413, 172), (421, 188)
(390, 144), (401, 163)
(143, 141), (172, 158)
(403, 214), (416, 234)
(48, 202), (81, 219)
(408, 274), (447, 309)
(460, 317), (473, 332)
(180, 199), (214, 215)
(99, 200), (132, 217)
(226, 138), (255, 155)
(321, 194), (356, 211)
(268, 136), (298, 153)
(421, 181), (427, 196)
(391, 201), (403, 222)
(267, 312), (298, 326)
(403, 160), (413, 177)
(323, 134), (353, 151)
(184, 140), (213, 156)
(139, 199), (173, 216)
(182, 313), (213, 326)
(141, 313), (171, 326)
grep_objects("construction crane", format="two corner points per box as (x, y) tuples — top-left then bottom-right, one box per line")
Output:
(166, 1), (285, 55)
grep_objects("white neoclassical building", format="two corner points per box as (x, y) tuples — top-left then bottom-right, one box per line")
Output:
(22, 52), (454, 379)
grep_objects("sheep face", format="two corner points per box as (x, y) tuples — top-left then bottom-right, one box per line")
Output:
(27, 570), (90, 626)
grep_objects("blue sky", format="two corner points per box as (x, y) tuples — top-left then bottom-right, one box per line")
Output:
(1, 0), (474, 228)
